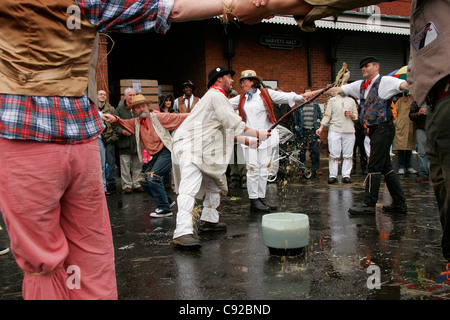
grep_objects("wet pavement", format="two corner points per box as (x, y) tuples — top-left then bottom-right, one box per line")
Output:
(1, 154), (450, 301)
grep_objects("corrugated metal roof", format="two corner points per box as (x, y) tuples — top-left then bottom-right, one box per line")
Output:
(261, 12), (410, 35)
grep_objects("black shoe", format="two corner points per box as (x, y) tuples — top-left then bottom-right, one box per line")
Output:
(348, 203), (376, 215)
(259, 198), (277, 210)
(250, 199), (270, 212)
(382, 202), (407, 214)
(328, 177), (337, 184)
(342, 177), (351, 183)
(229, 179), (241, 188)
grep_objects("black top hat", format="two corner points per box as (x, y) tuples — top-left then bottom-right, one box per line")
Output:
(207, 66), (235, 88)
(180, 80), (195, 91)
(359, 56), (380, 68)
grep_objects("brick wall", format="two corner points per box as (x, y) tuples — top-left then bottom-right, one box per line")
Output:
(378, 0), (411, 16)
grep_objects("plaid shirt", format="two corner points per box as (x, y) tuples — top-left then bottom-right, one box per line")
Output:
(0, 0), (173, 144)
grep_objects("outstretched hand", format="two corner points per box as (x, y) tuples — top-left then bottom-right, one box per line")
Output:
(257, 129), (271, 141)
(231, 0), (273, 24)
(102, 113), (118, 123)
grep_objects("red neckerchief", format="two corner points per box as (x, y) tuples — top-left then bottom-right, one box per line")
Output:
(362, 78), (374, 90)
(210, 85), (227, 97)
(139, 118), (149, 130)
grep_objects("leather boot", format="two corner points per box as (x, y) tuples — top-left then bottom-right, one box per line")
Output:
(259, 198), (277, 210)
(250, 199), (270, 212)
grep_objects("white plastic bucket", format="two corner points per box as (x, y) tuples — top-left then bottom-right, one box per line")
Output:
(262, 213), (309, 253)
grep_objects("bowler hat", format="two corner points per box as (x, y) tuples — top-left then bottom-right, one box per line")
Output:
(207, 66), (235, 88)
(125, 94), (154, 109)
(239, 70), (263, 83)
(359, 56), (380, 69)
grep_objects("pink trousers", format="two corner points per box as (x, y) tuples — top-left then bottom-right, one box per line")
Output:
(0, 138), (117, 300)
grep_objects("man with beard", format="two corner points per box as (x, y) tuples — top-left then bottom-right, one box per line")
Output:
(170, 66), (271, 248)
(104, 94), (188, 217)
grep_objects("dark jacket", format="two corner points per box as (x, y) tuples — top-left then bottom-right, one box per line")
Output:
(409, 100), (427, 130)
(113, 101), (137, 154)
(99, 101), (119, 144)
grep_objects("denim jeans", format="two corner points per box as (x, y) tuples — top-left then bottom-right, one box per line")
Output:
(297, 128), (320, 173)
(98, 138), (106, 190)
(105, 142), (117, 186)
(416, 128), (429, 174)
(397, 150), (413, 169)
(139, 147), (174, 211)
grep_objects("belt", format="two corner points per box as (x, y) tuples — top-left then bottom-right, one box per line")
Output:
(430, 75), (450, 104)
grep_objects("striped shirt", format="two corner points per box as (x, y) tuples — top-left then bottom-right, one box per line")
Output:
(0, 0), (174, 144)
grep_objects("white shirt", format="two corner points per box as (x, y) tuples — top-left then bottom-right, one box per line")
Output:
(341, 74), (406, 100)
(229, 88), (303, 149)
(321, 95), (358, 133)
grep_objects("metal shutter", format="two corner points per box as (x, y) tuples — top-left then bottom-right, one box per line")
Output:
(335, 33), (409, 81)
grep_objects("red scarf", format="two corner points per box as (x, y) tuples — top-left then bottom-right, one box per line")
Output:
(139, 118), (149, 130)
(362, 78), (373, 90)
(210, 85), (227, 97)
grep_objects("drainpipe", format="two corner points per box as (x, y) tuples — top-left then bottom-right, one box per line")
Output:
(306, 35), (312, 87)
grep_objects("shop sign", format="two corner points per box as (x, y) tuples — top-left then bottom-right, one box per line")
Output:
(260, 34), (302, 50)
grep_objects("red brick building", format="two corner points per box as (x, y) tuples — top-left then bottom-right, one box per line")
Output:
(98, 1), (411, 107)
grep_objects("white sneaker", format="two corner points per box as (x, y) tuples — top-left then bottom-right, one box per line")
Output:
(407, 168), (417, 174)
(0, 247), (10, 255)
(398, 168), (405, 175)
(150, 208), (173, 218)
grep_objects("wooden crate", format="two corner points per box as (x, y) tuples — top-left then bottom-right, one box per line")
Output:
(158, 84), (174, 97)
(117, 79), (159, 110)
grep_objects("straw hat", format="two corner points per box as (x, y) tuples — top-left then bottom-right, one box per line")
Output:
(125, 94), (154, 109)
(239, 70), (263, 83)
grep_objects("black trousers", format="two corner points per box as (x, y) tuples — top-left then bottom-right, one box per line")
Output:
(363, 121), (405, 206)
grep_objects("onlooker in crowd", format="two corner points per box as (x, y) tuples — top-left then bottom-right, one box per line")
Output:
(173, 80), (199, 113)
(409, 100), (429, 182)
(352, 104), (368, 175)
(393, 94), (417, 175)
(227, 90), (247, 189)
(113, 88), (144, 194)
(160, 94), (175, 113)
(316, 75), (358, 184)
(105, 94), (188, 217)
(294, 86), (322, 178)
(229, 70), (307, 212)
(98, 90), (119, 193)
(326, 56), (409, 215)
(273, 86), (294, 130)
(171, 66), (270, 248)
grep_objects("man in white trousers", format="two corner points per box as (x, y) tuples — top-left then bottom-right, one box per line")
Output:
(171, 66), (270, 248)
(317, 74), (358, 184)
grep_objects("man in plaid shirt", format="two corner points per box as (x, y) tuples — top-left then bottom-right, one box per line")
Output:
(0, 0), (321, 300)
